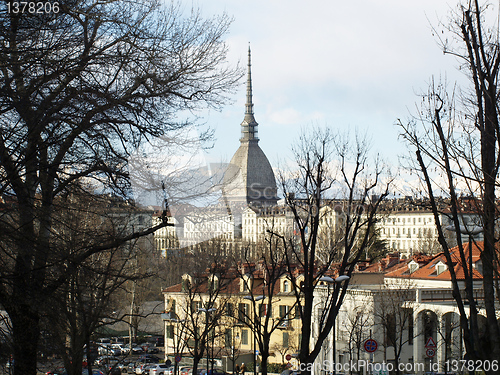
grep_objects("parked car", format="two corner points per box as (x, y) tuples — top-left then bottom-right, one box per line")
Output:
(280, 371), (300, 375)
(137, 354), (160, 364)
(154, 337), (164, 347)
(117, 362), (132, 373)
(47, 370), (105, 375)
(45, 368), (66, 375)
(94, 356), (119, 366)
(135, 364), (153, 375)
(98, 343), (110, 355)
(209, 371), (227, 375)
(82, 370), (105, 375)
(98, 344), (121, 356)
(131, 346), (144, 354)
(111, 343), (127, 355)
(180, 367), (191, 375)
(147, 346), (159, 354)
(127, 363), (137, 373)
(104, 364), (122, 375)
(148, 364), (171, 375)
(187, 369), (206, 375)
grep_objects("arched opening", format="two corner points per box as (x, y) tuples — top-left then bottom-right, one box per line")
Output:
(420, 310), (438, 365)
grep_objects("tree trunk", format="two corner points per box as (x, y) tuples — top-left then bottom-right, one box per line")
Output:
(11, 307), (40, 375)
(479, 82), (500, 364)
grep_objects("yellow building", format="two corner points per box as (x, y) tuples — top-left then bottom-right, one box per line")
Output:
(162, 261), (303, 370)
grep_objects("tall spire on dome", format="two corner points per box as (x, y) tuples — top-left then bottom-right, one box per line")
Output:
(240, 44), (259, 143)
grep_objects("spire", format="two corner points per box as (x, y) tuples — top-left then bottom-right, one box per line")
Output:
(240, 45), (259, 142)
(245, 45), (254, 116)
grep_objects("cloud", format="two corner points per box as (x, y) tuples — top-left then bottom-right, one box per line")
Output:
(193, 0), (467, 167)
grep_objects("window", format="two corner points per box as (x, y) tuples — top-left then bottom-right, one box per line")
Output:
(209, 277), (219, 292)
(242, 278), (250, 293)
(226, 303), (234, 317)
(182, 279), (191, 292)
(259, 304), (270, 317)
(283, 332), (289, 348)
(409, 261), (419, 273)
(241, 329), (249, 345)
(283, 280), (289, 292)
(166, 298), (176, 314)
(279, 305), (290, 327)
(166, 325), (174, 339)
(225, 329), (232, 348)
(437, 263), (447, 275)
(294, 305), (301, 319)
(386, 313), (396, 345)
(238, 303), (249, 324)
(191, 301), (201, 312)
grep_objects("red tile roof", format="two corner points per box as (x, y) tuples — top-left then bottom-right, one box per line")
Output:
(384, 242), (489, 281)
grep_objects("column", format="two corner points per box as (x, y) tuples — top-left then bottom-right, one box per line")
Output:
(414, 310), (423, 373)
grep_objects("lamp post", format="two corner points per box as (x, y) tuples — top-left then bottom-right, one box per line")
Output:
(244, 295), (264, 375)
(199, 307), (217, 374)
(445, 224), (482, 371)
(319, 275), (350, 375)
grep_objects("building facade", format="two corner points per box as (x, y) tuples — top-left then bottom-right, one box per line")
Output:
(162, 262), (302, 369)
(313, 243), (492, 375)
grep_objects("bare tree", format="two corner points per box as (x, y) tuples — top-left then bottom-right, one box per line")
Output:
(275, 128), (390, 374)
(399, 0), (500, 366)
(374, 286), (416, 375)
(37, 190), (159, 375)
(169, 257), (233, 375)
(435, 311), (462, 366)
(0, 1), (240, 373)
(344, 305), (371, 372)
(232, 236), (296, 375)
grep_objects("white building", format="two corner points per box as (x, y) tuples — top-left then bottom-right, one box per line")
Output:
(313, 243), (490, 375)
(377, 198), (482, 257)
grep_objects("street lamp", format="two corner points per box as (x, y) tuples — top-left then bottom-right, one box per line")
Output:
(319, 275), (350, 375)
(199, 307), (217, 374)
(243, 295), (265, 375)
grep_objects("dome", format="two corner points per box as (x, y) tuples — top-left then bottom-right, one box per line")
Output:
(222, 47), (278, 207)
(223, 141), (278, 205)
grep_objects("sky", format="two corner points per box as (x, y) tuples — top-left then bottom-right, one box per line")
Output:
(183, 0), (467, 171)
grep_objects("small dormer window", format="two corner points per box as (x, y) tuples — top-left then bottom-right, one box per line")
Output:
(283, 280), (289, 292)
(181, 276), (191, 292)
(475, 260), (483, 275)
(209, 275), (219, 292)
(436, 261), (447, 275)
(241, 276), (252, 293)
(408, 260), (419, 274)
